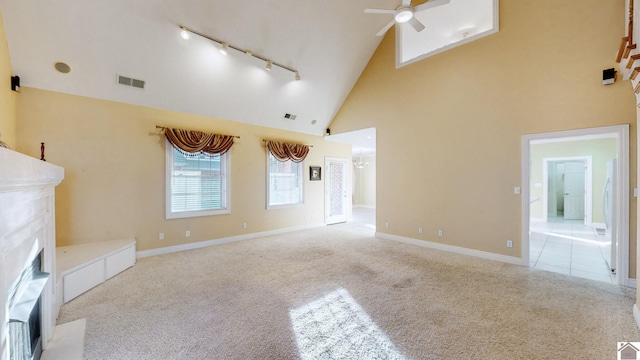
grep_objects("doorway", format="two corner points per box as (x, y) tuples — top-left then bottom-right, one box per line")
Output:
(323, 127), (376, 229)
(522, 125), (629, 286)
(542, 157), (592, 223)
(325, 157), (348, 224)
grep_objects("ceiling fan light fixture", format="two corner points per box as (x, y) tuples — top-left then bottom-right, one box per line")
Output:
(394, 7), (414, 23)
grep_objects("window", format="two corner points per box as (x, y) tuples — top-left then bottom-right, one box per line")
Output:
(267, 152), (303, 208)
(166, 141), (230, 219)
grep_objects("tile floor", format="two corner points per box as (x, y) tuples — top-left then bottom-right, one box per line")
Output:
(530, 216), (615, 284)
(350, 207), (376, 231)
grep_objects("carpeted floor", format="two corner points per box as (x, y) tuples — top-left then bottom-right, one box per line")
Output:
(56, 222), (640, 359)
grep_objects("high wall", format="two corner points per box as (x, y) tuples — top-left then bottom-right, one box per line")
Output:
(330, 0), (637, 276)
(15, 88), (350, 251)
(0, 7), (16, 148)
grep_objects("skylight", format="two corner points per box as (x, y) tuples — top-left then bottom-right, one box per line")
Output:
(397, 0), (499, 67)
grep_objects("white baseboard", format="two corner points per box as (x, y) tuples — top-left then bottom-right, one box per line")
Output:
(136, 223), (325, 258)
(591, 222), (606, 230)
(634, 304), (640, 331)
(626, 277), (637, 288)
(529, 217), (546, 223)
(376, 232), (524, 266)
(353, 205), (376, 209)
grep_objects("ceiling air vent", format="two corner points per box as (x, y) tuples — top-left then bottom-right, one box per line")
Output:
(117, 75), (145, 89)
(284, 113), (297, 120)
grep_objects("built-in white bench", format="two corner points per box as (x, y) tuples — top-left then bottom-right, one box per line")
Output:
(56, 239), (136, 304)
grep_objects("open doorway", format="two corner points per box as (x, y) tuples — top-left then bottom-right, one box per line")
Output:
(522, 125), (629, 286)
(324, 128), (376, 231)
(542, 157), (592, 223)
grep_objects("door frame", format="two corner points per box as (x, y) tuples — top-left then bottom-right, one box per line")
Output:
(521, 125), (630, 286)
(542, 156), (592, 225)
(324, 157), (350, 225)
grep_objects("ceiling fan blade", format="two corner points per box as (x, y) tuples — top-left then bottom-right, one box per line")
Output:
(401, 0), (411, 6)
(376, 20), (396, 36)
(409, 17), (426, 32)
(414, 0), (450, 12)
(364, 8), (395, 14)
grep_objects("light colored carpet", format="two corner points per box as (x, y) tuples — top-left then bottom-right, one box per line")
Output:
(57, 223), (640, 359)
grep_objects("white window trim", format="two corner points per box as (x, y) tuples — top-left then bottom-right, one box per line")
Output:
(266, 152), (304, 210)
(165, 139), (231, 219)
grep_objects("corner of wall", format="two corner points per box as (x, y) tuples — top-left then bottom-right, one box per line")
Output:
(0, 7), (16, 149)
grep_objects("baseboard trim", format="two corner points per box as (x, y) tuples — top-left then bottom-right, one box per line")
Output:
(591, 222), (606, 230)
(634, 304), (640, 331)
(376, 232), (523, 266)
(530, 217), (546, 223)
(626, 277), (637, 288)
(137, 223), (325, 258)
(353, 205), (376, 209)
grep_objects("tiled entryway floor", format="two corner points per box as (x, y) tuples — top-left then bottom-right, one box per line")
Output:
(530, 217), (615, 284)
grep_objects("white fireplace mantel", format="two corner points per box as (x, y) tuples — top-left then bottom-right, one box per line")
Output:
(0, 147), (64, 360)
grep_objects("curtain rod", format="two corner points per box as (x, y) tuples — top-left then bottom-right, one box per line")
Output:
(156, 125), (240, 139)
(262, 139), (313, 147)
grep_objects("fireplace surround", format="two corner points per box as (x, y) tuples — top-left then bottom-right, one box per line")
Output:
(0, 148), (64, 360)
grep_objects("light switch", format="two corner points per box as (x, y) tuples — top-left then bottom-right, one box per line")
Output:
(514, 187), (521, 195)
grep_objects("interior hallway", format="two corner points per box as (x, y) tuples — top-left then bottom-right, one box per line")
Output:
(348, 207), (376, 232)
(530, 217), (614, 284)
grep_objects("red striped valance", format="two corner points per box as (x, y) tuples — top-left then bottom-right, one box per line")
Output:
(160, 126), (236, 156)
(265, 140), (309, 163)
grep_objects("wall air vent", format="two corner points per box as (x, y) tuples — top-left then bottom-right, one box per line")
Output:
(284, 113), (297, 120)
(117, 75), (145, 89)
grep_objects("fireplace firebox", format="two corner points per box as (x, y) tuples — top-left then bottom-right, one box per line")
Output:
(8, 252), (49, 360)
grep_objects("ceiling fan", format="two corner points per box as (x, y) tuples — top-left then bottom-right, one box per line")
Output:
(364, 0), (451, 37)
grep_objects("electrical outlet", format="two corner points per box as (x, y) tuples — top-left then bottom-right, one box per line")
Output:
(438, 230), (443, 237)
(242, 223), (247, 229)
(185, 230), (190, 237)
(385, 222), (389, 229)
(418, 227), (423, 234)
(507, 240), (513, 248)
(159, 233), (164, 240)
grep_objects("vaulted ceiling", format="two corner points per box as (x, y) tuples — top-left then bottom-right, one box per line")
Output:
(0, 0), (497, 138)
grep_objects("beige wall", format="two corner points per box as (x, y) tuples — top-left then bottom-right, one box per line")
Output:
(530, 138), (617, 223)
(15, 88), (350, 251)
(0, 8), (16, 149)
(330, 0), (637, 276)
(353, 156), (376, 207)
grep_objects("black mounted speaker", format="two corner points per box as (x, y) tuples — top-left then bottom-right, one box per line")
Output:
(326, 128), (331, 136)
(10, 75), (19, 91)
(602, 68), (616, 85)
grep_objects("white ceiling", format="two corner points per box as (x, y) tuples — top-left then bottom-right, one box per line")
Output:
(0, 0), (496, 151)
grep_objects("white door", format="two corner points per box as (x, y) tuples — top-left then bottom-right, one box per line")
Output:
(325, 157), (348, 224)
(563, 161), (585, 220)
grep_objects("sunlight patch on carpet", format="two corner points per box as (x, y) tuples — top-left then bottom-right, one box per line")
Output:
(289, 288), (405, 360)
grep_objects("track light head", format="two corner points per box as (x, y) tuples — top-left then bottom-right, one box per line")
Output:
(220, 42), (228, 55)
(266, 60), (273, 71)
(295, 71), (301, 81)
(180, 27), (190, 40)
